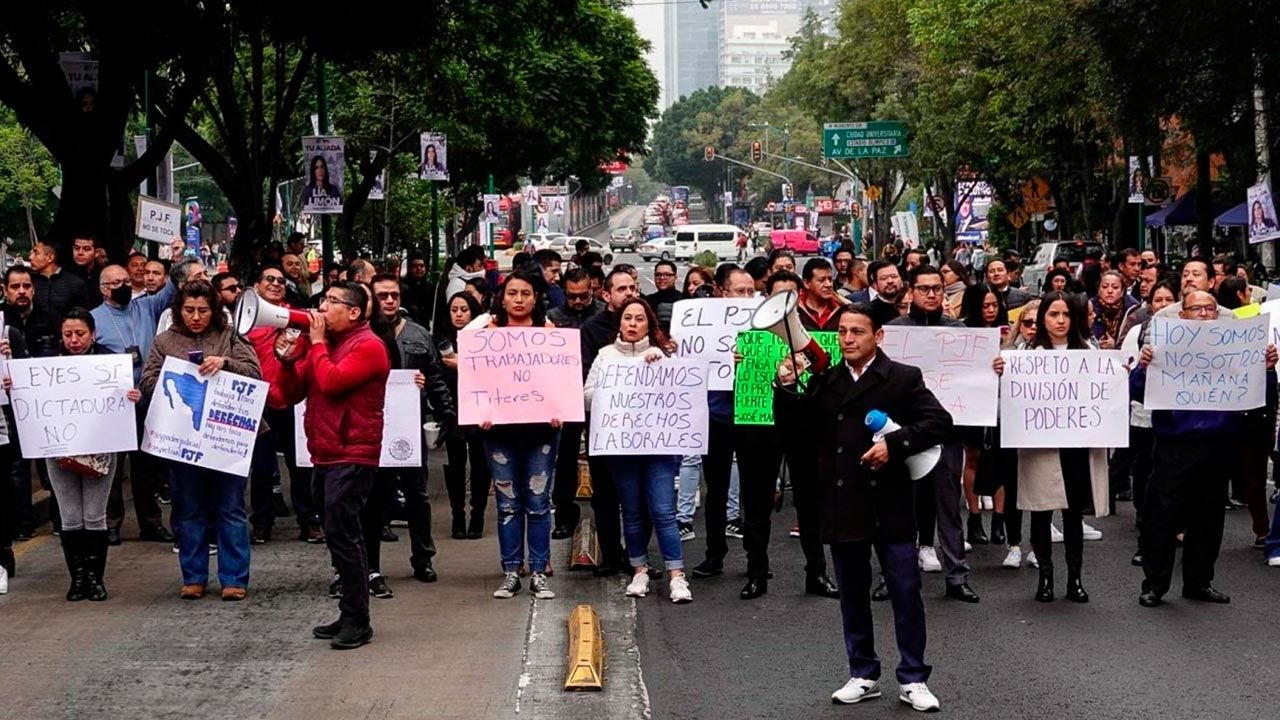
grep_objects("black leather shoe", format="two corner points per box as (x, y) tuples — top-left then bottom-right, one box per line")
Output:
(739, 577), (768, 599)
(871, 579), (889, 602)
(551, 525), (574, 540)
(106, 528), (122, 546)
(592, 561), (625, 578)
(380, 526), (399, 543)
(966, 514), (989, 545)
(1182, 586), (1230, 604)
(1065, 570), (1089, 603)
(330, 622), (373, 650)
(1115, 489), (1133, 502)
(414, 564), (438, 583)
(1138, 590), (1163, 608)
(945, 583), (980, 603)
(1035, 567), (1054, 603)
(138, 526), (174, 543)
(805, 574), (840, 598)
(690, 559), (723, 578)
(1131, 551), (1143, 567)
(313, 619), (344, 639)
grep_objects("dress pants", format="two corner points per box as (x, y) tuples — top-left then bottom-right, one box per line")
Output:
(263, 407), (319, 530)
(584, 416), (624, 566)
(926, 442), (969, 587)
(248, 427), (281, 531)
(553, 422), (584, 531)
(1234, 429), (1271, 539)
(735, 425), (783, 578)
(700, 419), (735, 563)
(781, 431), (829, 577)
(368, 466), (435, 573)
(107, 405), (164, 533)
(830, 540), (930, 684)
(1142, 439), (1229, 595)
(315, 464), (375, 625)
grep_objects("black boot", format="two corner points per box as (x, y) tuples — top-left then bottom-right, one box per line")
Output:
(967, 513), (989, 545)
(1035, 564), (1054, 603)
(84, 530), (109, 601)
(1065, 564), (1088, 603)
(467, 510), (484, 539)
(451, 511), (467, 540)
(989, 513), (1006, 545)
(62, 530), (86, 602)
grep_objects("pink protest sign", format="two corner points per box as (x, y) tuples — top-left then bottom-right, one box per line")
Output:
(457, 327), (585, 425)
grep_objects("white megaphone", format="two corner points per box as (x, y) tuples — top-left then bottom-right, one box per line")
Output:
(751, 289), (823, 357)
(233, 289), (311, 336)
(865, 410), (941, 480)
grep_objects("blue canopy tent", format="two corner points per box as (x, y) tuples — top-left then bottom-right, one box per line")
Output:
(1214, 201), (1248, 227)
(1145, 189), (1232, 227)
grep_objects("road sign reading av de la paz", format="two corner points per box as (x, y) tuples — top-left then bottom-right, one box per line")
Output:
(823, 121), (909, 159)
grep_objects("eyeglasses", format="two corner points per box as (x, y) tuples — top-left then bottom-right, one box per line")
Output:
(100, 279), (127, 289)
(321, 295), (355, 307)
(566, 292), (593, 301)
(261, 275), (286, 285)
(1184, 304), (1217, 315)
(913, 285), (944, 295)
(654, 272), (676, 279)
(375, 291), (400, 300)
(221, 283), (243, 294)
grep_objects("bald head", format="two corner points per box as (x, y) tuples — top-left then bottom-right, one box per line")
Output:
(1178, 290), (1219, 320)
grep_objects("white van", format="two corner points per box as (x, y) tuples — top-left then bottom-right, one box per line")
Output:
(674, 224), (744, 261)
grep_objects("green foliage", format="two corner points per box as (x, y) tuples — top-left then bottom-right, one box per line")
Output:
(0, 107), (58, 245)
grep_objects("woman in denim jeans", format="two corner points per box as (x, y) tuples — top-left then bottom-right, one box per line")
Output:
(584, 298), (692, 603)
(478, 269), (562, 601)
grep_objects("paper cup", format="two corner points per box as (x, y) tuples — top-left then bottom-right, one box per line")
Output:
(423, 421), (441, 447)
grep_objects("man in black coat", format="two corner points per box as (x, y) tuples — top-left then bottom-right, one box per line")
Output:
(30, 240), (87, 323)
(784, 304), (950, 711)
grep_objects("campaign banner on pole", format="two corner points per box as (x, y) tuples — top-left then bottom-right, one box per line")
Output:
(549, 195), (567, 216)
(880, 326), (1001, 427)
(1143, 316), (1267, 410)
(587, 358), (709, 456)
(9, 355), (137, 458)
(954, 180), (992, 244)
(457, 328), (584, 425)
(59, 52), (98, 98)
(1246, 182), (1280, 244)
(369, 169), (386, 201)
(482, 194), (502, 224)
(136, 195), (181, 243)
(1128, 156), (1153, 204)
(999, 350), (1129, 448)
(301, 136), (345, 214)
(734, 330), (840, 425)
(294, 370), (423, 469)
(670, 298), (761, 391)
(419, 132), (449, 181)
(141, 357), (268, 476)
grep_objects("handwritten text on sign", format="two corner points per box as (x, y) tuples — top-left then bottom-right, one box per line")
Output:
(734, 331), (840, 425)
(880, 326), (1001, 427)
(1000, 350), (1129, 448)
(457, 328), (584, 425)
(296, 370), (423, 468)
(141, 357), (268, 475)
(1145, 316), (1266, 410)
(9, 354), (137, 458)
(670, 298), (761, 391)
(588, 358), (709, 455)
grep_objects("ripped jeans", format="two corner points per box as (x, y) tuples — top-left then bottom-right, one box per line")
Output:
(484, 430), (561, 573)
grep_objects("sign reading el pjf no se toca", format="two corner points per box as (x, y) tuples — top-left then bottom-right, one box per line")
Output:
(879, 326), (1001, 427)
(8, 354), (137, 458)
(670, 298), (760, 391)
(141, 357), (268, 475)
(1144, 316), (1267, 411)
(999, 350), (1129, 448)
(588, 358), (709, 456)
(457, 328), (584, 425)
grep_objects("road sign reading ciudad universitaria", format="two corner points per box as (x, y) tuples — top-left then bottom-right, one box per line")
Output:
(823, 121), (909, 159)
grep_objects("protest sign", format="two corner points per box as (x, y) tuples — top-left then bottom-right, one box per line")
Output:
(1000, 350), (1129, 448)
(135, 195), (181, 243)
(457, 327), (584, 425)
(734, 331), (840, 425)
(294, 370), (424, 468)
(670, 298), (761, 391)
(1144, 316), (1267, 410)
(1259, 299), (1280, 345)
(880, 326), (1001, 427)
(301, 136), (345, 214)
(141, 357), (268, 475)
(9, 354), (137, 458)
(587, 358), (709, 456)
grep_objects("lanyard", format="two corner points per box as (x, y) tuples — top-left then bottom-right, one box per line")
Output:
(105, 306), (138, 349)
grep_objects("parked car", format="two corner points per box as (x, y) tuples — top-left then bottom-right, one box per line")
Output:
(550, 236), (614, 266)
(769, 229), (821, 255)
(673, 224), (746, 261)
(1022, 239), (1105, 293)
(638, 237), (677, 261)
(525, 232), (567, 251)
(643, 224), (667, 241)
(609, 227), (638, 251)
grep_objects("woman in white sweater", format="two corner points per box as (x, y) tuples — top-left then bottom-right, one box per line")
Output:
(584, 298), (692, 603)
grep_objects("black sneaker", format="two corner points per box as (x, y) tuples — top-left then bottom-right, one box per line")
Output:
(330, 622), (373, 650)
(250, 527), (270, 545)
(369, 574), (394, 599)
(690, 559), (723, 578)
(313, 618), (344, 639)
(493, 572), (521, 599)
(724, 520), (744, 539)
(380, 526), (399, 543)
(328, 576), (343, 599)
(107, 527), (122, 546)
(14, 526), (33, 542)
(677, 523), (696, 542)
(155, 489), (171, 505)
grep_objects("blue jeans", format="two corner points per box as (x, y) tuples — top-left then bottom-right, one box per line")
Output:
(728, 459), (741, 522)
(1266, 499), (1280, 560)
(170, 462), (251, 589)
(485, 431), (560, 573)
(677, 455), (701, 525)
(609, 456), (683, 570)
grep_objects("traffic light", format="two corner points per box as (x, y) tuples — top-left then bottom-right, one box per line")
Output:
(703, 145), (714, 161)
(751, 140), (762, 163)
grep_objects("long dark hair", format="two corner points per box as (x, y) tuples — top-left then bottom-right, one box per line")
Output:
(960, 282), (1008, 328)
(171, 280), (227, 335)
(1032, 290), (1090, 349)
(439, 291), (482, 343)
(613, 297), (670, 352)
(491, 267), (547, 327)
(943, 260), (971, 287)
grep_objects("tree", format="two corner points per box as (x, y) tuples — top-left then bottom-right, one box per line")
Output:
(645, 87), (762, 212)
(0, 107), (59, 245)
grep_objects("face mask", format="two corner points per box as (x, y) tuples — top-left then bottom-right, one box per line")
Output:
(110, 285), (133, 307)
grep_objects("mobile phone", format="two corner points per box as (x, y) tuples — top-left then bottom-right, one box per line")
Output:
(187, 350), (204, 364)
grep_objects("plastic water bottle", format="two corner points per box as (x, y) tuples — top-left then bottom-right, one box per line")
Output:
(864, 410), (942, 481)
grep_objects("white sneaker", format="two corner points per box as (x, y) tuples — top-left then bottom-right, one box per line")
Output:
(0, 565), (8, 595)
(980, 496), (994, 510)
(626, 572), (650, 598)
(1267, 555), (1280, 567)
(1051, 524), (1064, 543)
(1026, 550), (1039, 568)
(899, 682), (940, 712)
(669, 575), (692, 603)
(917, 546), (942, 573)
(1002, 546), (1023, 569)
(1081, 521), (1103, 541)
(831, 677), (880, 704)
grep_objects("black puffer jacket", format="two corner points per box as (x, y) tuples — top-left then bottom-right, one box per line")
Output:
(33, 269), (88, 322)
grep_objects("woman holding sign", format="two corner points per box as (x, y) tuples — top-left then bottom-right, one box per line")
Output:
(584, 298), (693, 604)
(141, 281), (261, 602)
(1017, 292), (1109, 603)
(478, 268), (562, 601)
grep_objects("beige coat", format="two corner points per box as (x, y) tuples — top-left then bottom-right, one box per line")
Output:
(1016, 448), (1110, 516)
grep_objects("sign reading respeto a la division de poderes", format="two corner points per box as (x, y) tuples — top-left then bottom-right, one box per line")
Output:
(1144, 316), (1267, 411)
(999, 350), (1129, 448)
(141, 357), (268, 476)
(588, 358), (709, 456)
(9, 354), (137, 458)
(457, 328), (584, 426)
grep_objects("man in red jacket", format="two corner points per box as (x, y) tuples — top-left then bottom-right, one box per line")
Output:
(277, 281), (390, 650)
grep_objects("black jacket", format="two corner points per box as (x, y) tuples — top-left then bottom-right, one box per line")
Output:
(33, 268), (88, 322)
(579, 307), (618, 380)
(866, 297), (900, 328)
(400, 276), (437, 327)
(803, 350), (953, 544)
(886, 305), (965, 328)
(68, 263), (103, 310)
(1, 303), (57, 358)
(393, 315), (456, 433)
(644, 288), (684, 331)
(548, 300), (604, 330)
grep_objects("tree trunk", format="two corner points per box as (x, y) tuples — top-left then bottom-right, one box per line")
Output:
(49, 157), (111, 252)
(1195, 146), (1213, 256)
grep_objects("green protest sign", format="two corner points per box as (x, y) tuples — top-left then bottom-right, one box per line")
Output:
(734, 330), (841, 425)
